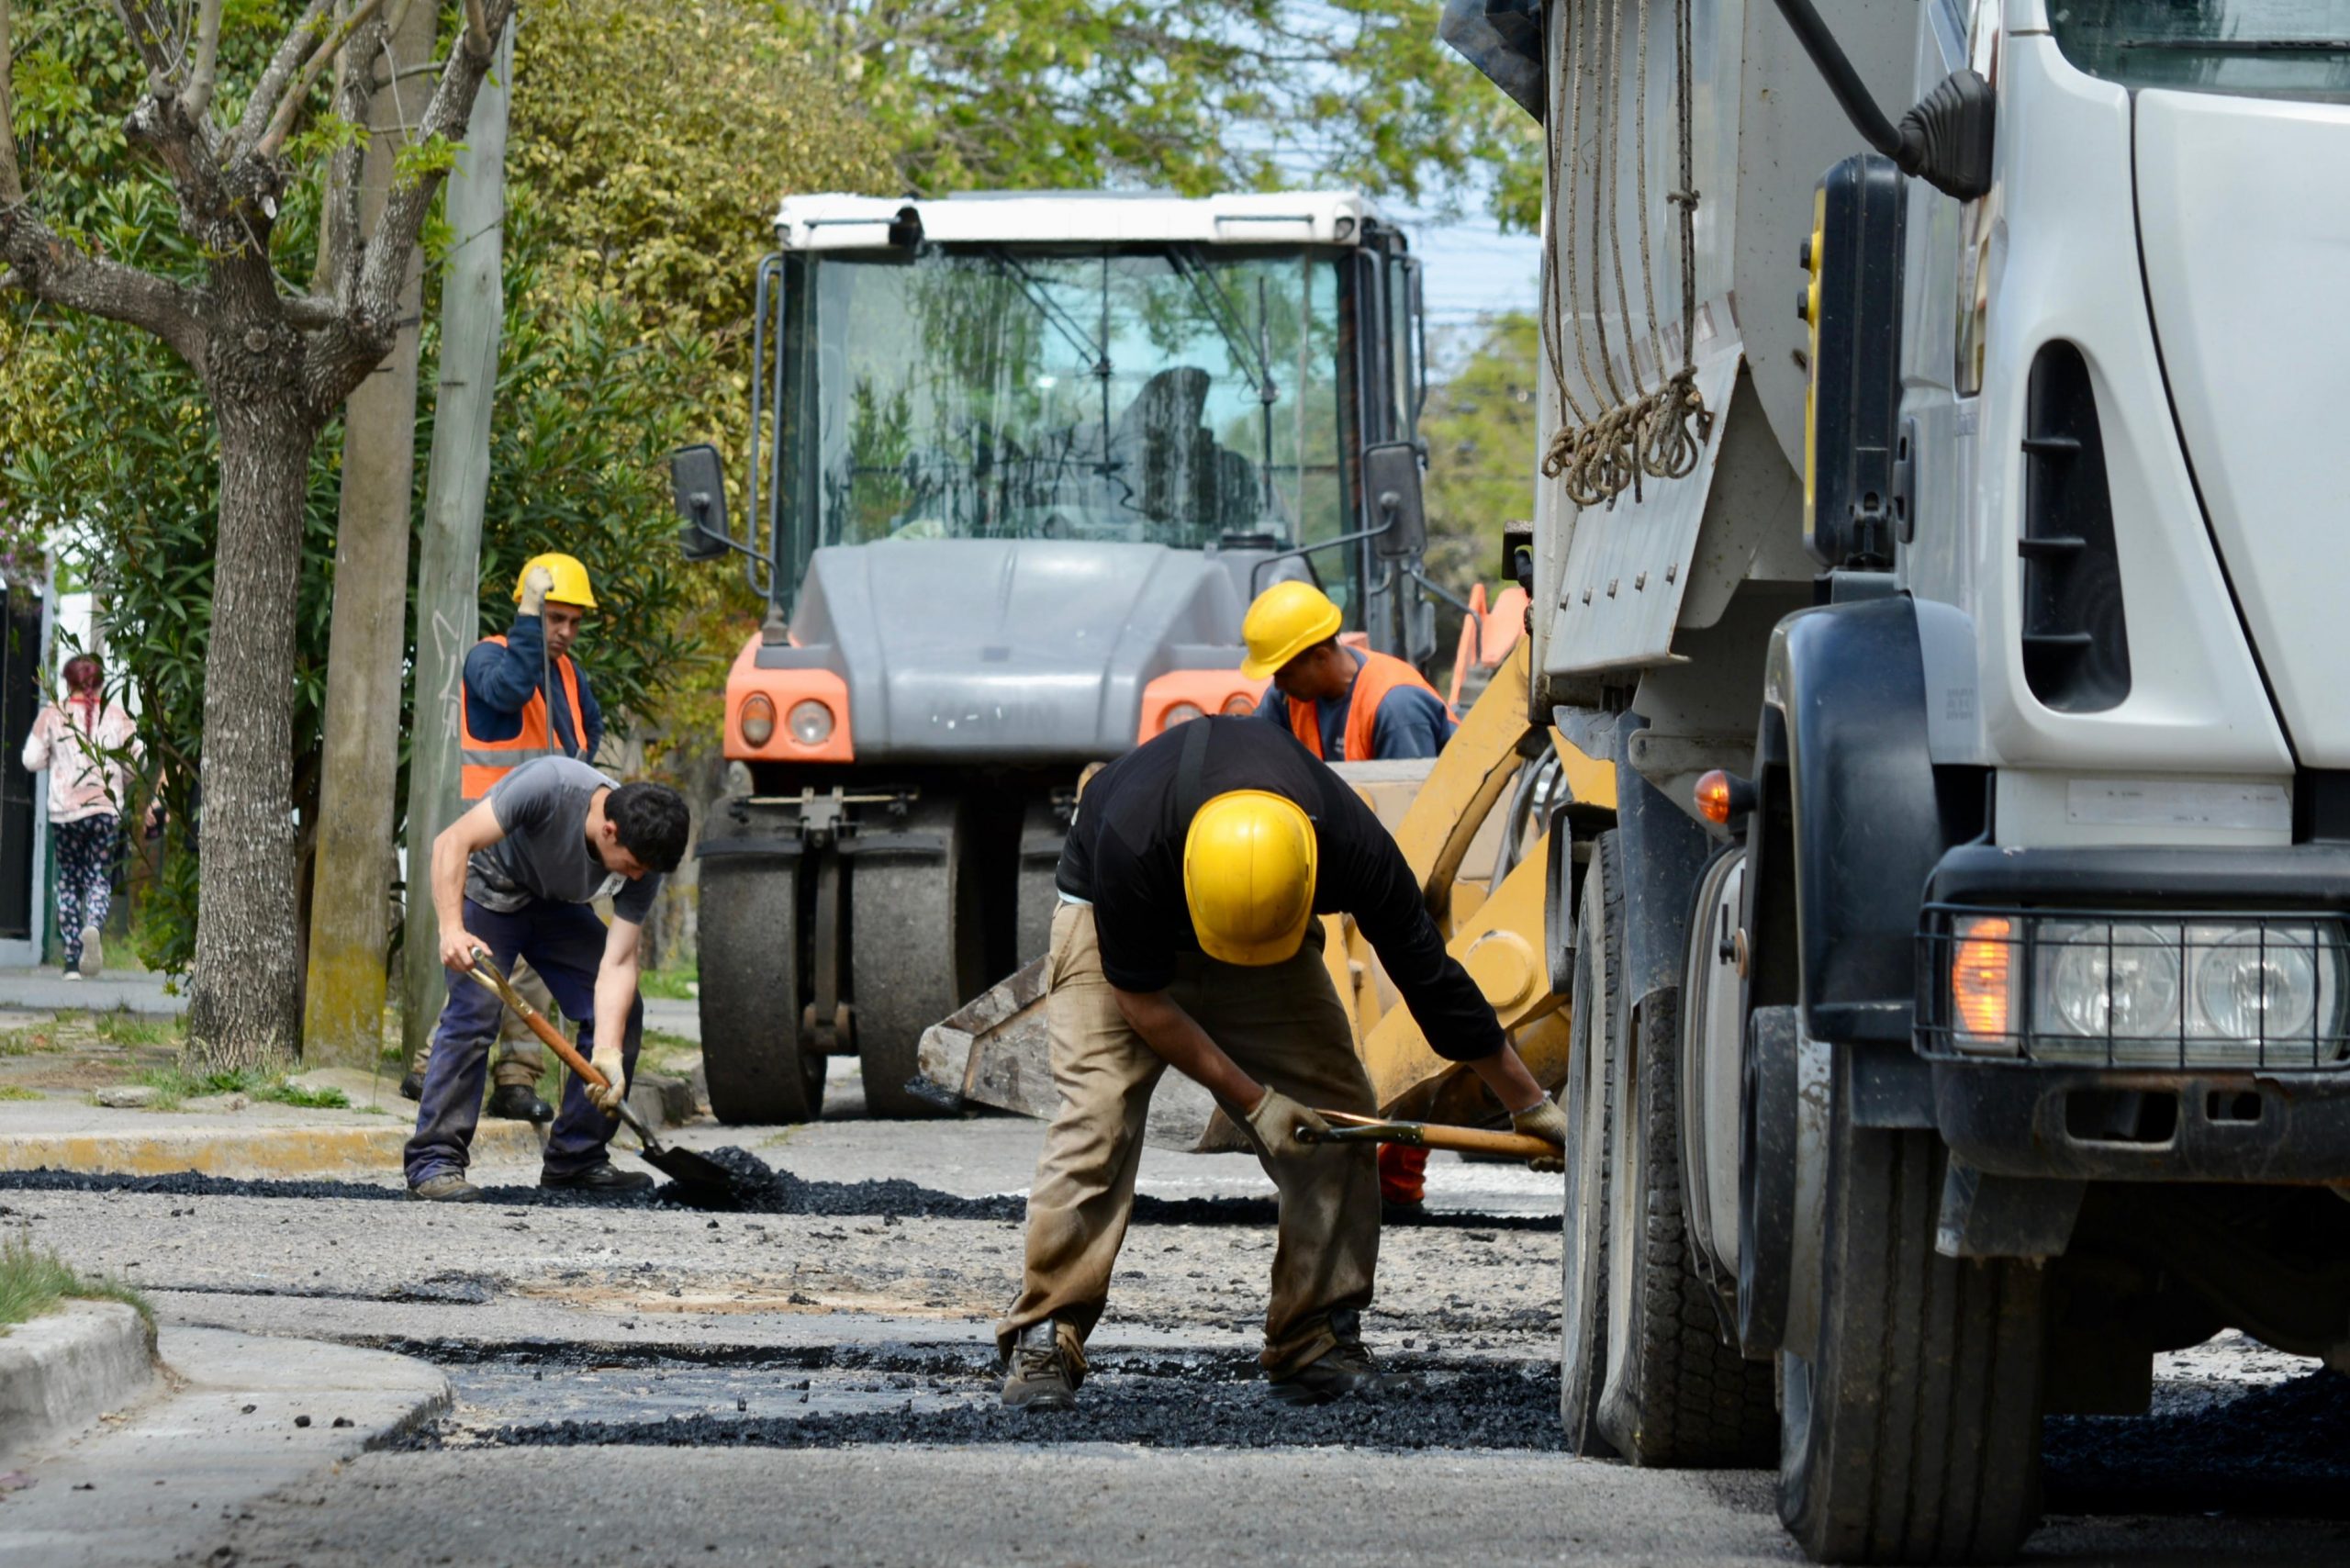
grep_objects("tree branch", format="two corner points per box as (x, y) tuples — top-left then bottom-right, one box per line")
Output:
(0, 0), (23, 204)
(106, 0), (176, 83)
(256, 0), (393, 161)
(184, 0), (228, 123)
(461, 0), (489, 58)
(0, 206), (207, 369)
(232, 0), (331, 156)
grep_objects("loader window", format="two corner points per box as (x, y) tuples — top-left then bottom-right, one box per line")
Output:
(784, 248), (1348, 555)
(2050, 0), (2350, 102)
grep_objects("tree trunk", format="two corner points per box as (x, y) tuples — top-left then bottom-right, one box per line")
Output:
(183, 392), (315, 1073)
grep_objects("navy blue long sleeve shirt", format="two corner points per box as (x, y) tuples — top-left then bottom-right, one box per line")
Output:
(463, 613), (603, 760)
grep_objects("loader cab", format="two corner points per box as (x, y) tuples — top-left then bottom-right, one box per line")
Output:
(682, 192), (1430, 663)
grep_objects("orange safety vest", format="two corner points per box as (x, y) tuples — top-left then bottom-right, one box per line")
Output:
(460, 635), (588, 802)
(1285, 648), (1444, 763)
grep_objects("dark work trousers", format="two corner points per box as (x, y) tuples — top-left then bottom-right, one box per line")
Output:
(403, 896), (643, 1187)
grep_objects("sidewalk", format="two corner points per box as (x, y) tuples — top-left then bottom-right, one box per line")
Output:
(0, 966), (182, 1019)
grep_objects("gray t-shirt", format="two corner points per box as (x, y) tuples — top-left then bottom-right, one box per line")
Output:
(464, 756), (662, 924)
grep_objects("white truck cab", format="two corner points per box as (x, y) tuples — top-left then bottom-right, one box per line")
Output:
(1442, 0), (2349, 1556)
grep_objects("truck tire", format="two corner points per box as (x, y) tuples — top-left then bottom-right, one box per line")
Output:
(1597, 984), (1778, 1466)
(1559, 830), (1621, 1457)
(698, 852), (823, 1125)
(851, 796), (983, 1118)
(1778, 1050), (2045, 1563)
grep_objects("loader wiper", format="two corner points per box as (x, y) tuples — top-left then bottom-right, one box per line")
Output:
(2119, 36), (2350, 51)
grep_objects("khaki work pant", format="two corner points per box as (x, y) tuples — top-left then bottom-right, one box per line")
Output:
(996, 902), (1381, 1378)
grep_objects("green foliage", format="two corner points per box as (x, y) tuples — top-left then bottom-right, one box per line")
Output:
(127, 1063), (349, 1109)
(393, 132), (463, 191)
(780, 0), (1543, 229)
(635, 966), (699, 1002)
(1421, 312), (1541, 596)
(0, 1236), (151, 1331)
(0, 1085), (44, 1102)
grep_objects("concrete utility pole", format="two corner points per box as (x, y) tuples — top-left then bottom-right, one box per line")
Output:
(302, 0), (446, 1068)
(399, 20), (516, 1071)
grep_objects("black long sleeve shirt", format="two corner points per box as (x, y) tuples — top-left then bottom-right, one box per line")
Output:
(1057, 717), (1508, 1062)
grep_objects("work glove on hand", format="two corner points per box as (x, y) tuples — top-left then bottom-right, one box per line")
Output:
(1512, 1098), (1570, 1174)
(519, 565), (555, 618)
(588, 1046), (628, 1114)
(1246, 1087), (1331, 1160)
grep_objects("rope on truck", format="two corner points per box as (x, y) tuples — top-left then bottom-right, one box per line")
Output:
(1539, 0), (1712, 510)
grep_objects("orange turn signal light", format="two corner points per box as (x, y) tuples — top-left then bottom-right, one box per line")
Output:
(1694, 769), (1753, 825)
(1952, 915), (2013, 1041)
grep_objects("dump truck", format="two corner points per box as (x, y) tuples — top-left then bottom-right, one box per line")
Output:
(1441, 0), (2350, 1558)
(668, 192), (1456, 1122)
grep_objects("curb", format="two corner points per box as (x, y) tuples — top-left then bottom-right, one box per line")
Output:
(0, 1300), (154, 1457)
(0, 1120), (543, 1181)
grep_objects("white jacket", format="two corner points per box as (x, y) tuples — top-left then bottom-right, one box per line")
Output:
(22, 700), (142, 823)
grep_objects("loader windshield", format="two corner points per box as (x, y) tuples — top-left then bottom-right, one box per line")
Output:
(778, 247), (1348, 554)
(2051, 0), (2350, 101)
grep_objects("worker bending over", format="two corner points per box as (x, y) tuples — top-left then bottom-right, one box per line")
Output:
(997, 716), (1569, 1409)
(1242, 578), (1456, 1211)
(1243, 580), (1455, 761)
(404, 554), (607, 1123)
(404, 756), (688, 1204)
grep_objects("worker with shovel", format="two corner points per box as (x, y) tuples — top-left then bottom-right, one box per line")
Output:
(401, 554), (606, 1124)
(997, 715), (1569, 1410)
(1241, 579), (1460, 1214)
(403, 755), (689, 1204)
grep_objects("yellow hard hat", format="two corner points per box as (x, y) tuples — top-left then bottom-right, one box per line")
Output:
(514, 552), (598, 610)
(1182, 790), (1318, 965)
(1239, 581), (1343, 680)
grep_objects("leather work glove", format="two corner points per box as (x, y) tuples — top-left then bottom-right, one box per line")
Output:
(588, 1045), (628, 1114)
(520, 564), (555, 618)
(1247, 1087), (1331, 1160)
(1512, 1098), (1570, 1174)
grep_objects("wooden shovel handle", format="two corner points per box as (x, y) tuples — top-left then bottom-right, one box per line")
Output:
(465, 952), (607, 1091)
(1312, 1108), (1560, 1162)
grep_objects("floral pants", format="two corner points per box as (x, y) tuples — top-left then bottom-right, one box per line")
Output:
(54, 813), (118, 969)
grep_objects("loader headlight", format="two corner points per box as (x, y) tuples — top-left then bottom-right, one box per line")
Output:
(788, 699), (834, 747)
(2037, 922), (2180, 1040)
(1162, 701), (1204, 729)
(2193, 926), (2323, 1044)
(1221, 692), (1257, 717)
(740, 693), (777, 747)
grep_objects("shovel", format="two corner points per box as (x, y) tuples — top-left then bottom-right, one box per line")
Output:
(464, 949), (741, 1196)
(1300, 1108), (1560, 1163)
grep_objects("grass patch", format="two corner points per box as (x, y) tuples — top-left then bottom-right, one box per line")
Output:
(0, 1085), (44, 1102)
(125, 1066), (349, 1112)
(0, 1027), (60, 1056)
(0, 1237), (151, 1334)
(637, 967), (699, 1002)
(90, 1011), (180, 1048)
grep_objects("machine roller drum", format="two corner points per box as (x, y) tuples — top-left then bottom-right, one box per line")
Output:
(850, 797), (985, 1118)
(698, 850), (824, 1125)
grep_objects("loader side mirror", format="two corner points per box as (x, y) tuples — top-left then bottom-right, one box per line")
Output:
(670, 443), (733, 563)
(1361, 441), (1427, 561)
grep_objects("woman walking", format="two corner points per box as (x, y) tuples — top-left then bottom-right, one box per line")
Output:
(21, 655), (142, 979)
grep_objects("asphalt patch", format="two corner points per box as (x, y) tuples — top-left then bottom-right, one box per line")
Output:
(2043, 1369), (2350, 1518)
(0, 1150), (1557, 1230)
(420, 1353), (1565, 1453)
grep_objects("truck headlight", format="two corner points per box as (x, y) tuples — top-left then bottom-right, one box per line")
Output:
(2036, 922), (2180, 1039)
(1162, 701), (1204, 729)
(1943, 913), (2350, 1065)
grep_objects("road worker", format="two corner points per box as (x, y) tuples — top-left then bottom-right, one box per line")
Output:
(996, 715), (1569, 1409)
(1241, 578), (1457, 1211)
(404, 756), (689, 1203)
(1243, 580), (1456, 761)
(402, 554), (605, 1123)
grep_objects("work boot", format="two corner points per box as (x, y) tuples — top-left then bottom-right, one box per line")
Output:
(1268, 1310), (1417, 1407)
(540, 1161), (654, 1194)
(486, 1083), (554, 1123)
(1000, 1319), (1081, 1412)
(410, 1173), (481, 1204)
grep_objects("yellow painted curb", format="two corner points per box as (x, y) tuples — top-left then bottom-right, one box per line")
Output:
(0, 1120), (545, 1180)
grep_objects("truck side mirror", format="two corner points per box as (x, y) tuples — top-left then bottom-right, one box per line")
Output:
(1362, 441), (1427, 562)
(670, 444), (733, 562)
